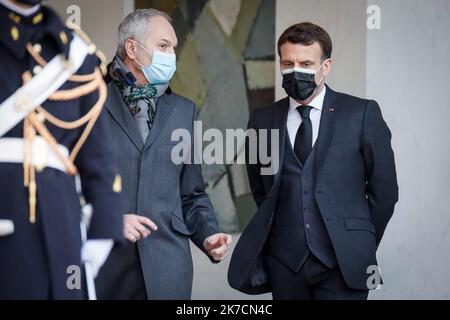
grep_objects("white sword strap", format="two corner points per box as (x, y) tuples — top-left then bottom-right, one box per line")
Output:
(0, 34), (90, 137)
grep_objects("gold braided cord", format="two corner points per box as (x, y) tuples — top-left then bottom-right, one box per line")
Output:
(21, 70), (33, 84)
(21, 32), (108, 223)
(26, 43), (47, 67)
(67, 22), (93, 45)
(20, 67), (106, 223)
(69, 72), (97, 82)
(49, 69), (101, 101)
(26, 42), (103, 83)
(36, 69), (104, 130)
(28, 163), (36, 223)
(23, 116), (36, 223)
(27, 112), (78, 176)
(23, 117), (33, 187)
(69, 72), (106, 162)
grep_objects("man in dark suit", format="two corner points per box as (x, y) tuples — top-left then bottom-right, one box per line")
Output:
(228, 22), (398, 300)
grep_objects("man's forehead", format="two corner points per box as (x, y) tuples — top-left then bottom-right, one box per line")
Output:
(148, 17), (176, 34)
(281, 42), (322, 60)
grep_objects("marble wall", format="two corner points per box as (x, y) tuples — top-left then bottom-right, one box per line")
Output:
(139, 0), (277, 233)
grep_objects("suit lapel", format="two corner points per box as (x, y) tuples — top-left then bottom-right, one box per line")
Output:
(272, 98), (289, 182)
(143, 92), (175, 152)
(314, 85), (340, 175)
(105, 82), (144, 152)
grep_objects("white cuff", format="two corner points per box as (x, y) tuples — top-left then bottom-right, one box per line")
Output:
(0, 219), (14, 237)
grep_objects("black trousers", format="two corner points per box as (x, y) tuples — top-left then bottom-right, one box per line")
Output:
(264, 253), (368, 300)
(95, 241), (147, 300)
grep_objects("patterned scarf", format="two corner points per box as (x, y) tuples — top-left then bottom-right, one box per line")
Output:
(108, 55), (168, 141)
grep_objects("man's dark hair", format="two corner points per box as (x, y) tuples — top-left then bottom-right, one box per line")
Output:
(277, 22), (332, 61)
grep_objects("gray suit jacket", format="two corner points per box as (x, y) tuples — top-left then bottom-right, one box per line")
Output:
(104, 81), (219, 299)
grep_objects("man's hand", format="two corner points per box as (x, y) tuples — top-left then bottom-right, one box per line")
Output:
(203, 233), (232, 262)
(124, 214), (158, 242)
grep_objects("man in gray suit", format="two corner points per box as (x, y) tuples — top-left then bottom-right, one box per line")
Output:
(96, 9), (232, 300)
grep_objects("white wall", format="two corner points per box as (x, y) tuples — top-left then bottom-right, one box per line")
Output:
(46, 0), (134, 60)
(276, 0), (450, 299)
(366, 0), (450, 299)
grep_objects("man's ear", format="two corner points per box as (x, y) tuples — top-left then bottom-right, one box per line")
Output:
(124, 39), (137, 60)
(323, 58), (333, 76)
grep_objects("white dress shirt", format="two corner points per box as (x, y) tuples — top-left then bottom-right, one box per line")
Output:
(287, 86), (326, 149)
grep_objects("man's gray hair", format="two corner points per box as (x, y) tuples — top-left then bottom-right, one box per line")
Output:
(117, 9), (172, 59)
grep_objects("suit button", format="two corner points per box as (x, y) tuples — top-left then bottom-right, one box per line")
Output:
(303, 191), (308, 195)
(303, 174), (308, 178)
(305, 224), (311, 229)
(304, 208), (310, 213)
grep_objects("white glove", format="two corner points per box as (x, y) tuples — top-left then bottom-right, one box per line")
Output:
(81, 239), (113, 279)
(0, 219), (14, 237)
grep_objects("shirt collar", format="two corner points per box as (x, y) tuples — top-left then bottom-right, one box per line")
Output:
(289, 85), (327, 114)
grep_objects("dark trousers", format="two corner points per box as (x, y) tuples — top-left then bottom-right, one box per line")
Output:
(264, 253), (368, 300)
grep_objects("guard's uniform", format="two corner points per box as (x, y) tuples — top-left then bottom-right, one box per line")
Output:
(0, 3), (123, 299)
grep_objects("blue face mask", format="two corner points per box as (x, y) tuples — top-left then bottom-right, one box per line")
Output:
(134, 41), (177, 84)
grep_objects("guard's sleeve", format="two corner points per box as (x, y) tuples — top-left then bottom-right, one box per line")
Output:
(74, 54), (123, 241)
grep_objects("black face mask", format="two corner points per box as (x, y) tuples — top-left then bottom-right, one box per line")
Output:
(282, 63), (325, 101)
(15, 0), (43, 6)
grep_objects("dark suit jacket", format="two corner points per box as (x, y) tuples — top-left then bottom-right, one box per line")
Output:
(101, 81), (219, 299)
(228, 85), (398, 294)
